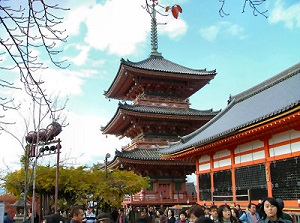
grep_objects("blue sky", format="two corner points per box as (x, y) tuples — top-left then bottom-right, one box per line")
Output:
(1, 0), (300, 175)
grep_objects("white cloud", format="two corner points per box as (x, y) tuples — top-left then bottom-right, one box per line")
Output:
(199, 25), (219, 42)
(64, 0), (187, 57)
(159, 17), (187, 39)
(199, 21), (246, 42)
(269, 0), (300, 29)
(64, 45), (91, 66)
(0, 110), (130, 172)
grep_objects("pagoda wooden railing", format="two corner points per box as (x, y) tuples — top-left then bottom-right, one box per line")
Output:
(122, 193), (196, 206)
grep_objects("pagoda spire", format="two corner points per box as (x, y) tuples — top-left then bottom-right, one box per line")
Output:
(149, 1), (162, 57)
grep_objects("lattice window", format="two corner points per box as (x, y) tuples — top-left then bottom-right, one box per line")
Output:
(271, 156), (300, 200)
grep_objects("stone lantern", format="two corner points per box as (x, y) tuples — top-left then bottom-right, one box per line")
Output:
(12, 193), (31, 223)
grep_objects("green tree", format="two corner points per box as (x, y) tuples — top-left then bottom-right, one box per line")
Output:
(3, 165), (149, 209)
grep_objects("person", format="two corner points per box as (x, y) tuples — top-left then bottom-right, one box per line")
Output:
(257, 197), (292, 223)
(70, 205), (85, 223)
(217, 204), (239, 223)
(235, 205), (243, 218)
(175, 210), (188, 223)
(85, 207), (96, 223)
(116, 208), (129, 223)
(160, 215), (168, 223)
(209, 205), (218, 223)
(231, 208), (242, 223)
(188, 205), (205, 223)
(204, 208), (210, 218)
(239, 203), (260, 223)
(97, 212), (113, 223)
(4, 212), (14, 223)
(155, 209), (164, 223)
(127, 206), (137, 223)
(275, 198), (293, 222)
(43, 212), (65, 223)
(195, 217), (213, 223)
(136, 211), (147, 223)
(167, 209), (176, 223)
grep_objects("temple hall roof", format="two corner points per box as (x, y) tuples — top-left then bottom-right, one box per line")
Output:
(160, 62), (300, 155)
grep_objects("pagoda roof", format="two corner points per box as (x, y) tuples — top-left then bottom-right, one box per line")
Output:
(107, 147), (195, 175)
(101, 102), (219, 134)
(104, 55), (216, 100)
(111, 147), (194, 164)
(115, 148), (161, 160)
(160, 62), (300, 155)
(121, 55), (216, 75)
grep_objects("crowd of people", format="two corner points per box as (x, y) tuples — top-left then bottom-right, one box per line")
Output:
(47, 197), (295, 223)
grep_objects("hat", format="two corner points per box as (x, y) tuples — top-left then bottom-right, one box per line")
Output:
(97, 213), (110, 221)
(159, 216), (168, 223)
(43, 214), (64, 223)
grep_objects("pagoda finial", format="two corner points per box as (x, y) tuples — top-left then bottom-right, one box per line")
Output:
(149, 1), (162, 57)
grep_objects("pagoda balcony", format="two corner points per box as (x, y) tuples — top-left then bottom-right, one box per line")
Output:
(122, 192), (196, 206)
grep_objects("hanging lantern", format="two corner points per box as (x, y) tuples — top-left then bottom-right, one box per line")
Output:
(38, 128), (47, 142)
(25, 131), (37, 144)
(46, 122), (62, 140)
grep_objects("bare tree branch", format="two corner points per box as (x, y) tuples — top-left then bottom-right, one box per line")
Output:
(0, 0), (70, 124)
(219, 0), (268, 18)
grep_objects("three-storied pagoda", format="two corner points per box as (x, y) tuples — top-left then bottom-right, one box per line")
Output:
(101, 2), (219, 206)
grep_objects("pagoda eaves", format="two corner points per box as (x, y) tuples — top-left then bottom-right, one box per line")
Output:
(104, 56), (216, 101)
(101, 103), (219, 139)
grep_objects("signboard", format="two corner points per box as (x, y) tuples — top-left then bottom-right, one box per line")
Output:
(0, 201), (5, 223)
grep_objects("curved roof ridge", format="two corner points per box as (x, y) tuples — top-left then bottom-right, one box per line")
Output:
(172, 101), (234, 144)
(121, 56), (216, 75)
(230, 62), (300, 103)
(119, 103), (220, 116)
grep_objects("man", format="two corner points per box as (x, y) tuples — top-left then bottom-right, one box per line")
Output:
(239, 203), (260, 223)
(43, 212), (65, 223)
(4, 212), (14, 223)
(70, 206), (85, 223)
(235, 204), (244, 218)
(209, 205), (218, 223)
(116, 208), (129, 223)
(85, 207), (96, 223)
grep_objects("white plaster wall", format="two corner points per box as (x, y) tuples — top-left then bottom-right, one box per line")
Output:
(214, 158), (231, 168)
(199, 163), (210, 171)
(234, 140), (264, 154)
(235, 150), (265, 164)
(213, 149), (230, 159)
(199, 155), (210, 163)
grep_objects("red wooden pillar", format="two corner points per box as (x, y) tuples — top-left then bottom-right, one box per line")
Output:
(210, 153), (214, 203)
(263, 137), (273, 197)
(230, 147), (237, 202)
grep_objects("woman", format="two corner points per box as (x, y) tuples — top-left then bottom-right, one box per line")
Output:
(188, 205), (205, 223)
(258, 197), (292, 223)
(230, 208), (242, 223)
(167, 209), (176, 223)
(217, 205), (239, 223)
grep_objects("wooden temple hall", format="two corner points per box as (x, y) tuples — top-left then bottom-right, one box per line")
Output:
(100, 1), (300, 210)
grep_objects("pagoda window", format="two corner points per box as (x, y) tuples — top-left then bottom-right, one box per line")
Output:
(147, 183), (154, 191)
(175, 182), (182, 191)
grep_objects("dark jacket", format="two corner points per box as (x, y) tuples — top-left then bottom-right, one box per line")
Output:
(257, 217), (292, 223)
